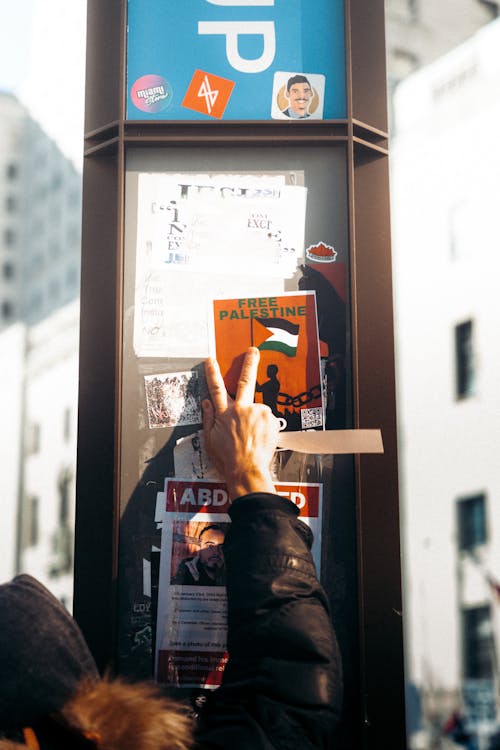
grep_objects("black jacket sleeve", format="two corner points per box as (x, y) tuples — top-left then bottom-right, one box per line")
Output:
(196, 493), (343, 750)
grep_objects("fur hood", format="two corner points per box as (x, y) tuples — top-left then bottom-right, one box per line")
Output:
(0, 679), (194, 750)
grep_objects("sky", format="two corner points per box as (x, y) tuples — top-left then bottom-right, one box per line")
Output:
(0, 0), (87, 169)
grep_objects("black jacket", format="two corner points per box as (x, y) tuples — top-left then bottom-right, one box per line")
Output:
(0, 494), (342, 750)
(196, 493), (343, 750)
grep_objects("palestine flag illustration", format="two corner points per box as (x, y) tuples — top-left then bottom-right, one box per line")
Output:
(212, 291), (324, 431)
(254, 318), (299, 357)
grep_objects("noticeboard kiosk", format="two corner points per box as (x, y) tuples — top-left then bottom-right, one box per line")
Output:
(75, 2), (405, 747)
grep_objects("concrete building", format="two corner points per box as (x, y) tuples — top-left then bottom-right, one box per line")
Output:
(0, 93), (81, 605)
(0, 92), (81, 332)
(19, 301), (80, 607)
(0, 300), (80, 608)
(385, 0), (500, 82)
(0, 323), (25, 584)
(391, 17), (500, 746)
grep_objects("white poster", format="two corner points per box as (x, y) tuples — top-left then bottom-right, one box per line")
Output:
(133, 172), (307, 358)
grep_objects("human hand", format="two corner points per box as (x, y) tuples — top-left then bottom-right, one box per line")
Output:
(202, 347), (279, 499)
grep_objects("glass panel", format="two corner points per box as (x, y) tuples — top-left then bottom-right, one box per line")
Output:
(463, 606), (494, 679)
(117, 144), (357, 724)
(458, 494), (487, 551)
(455, 320), (475, 398)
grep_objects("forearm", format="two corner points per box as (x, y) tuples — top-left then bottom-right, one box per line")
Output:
(222, 494), (342, 711)
(224, 469), (275, 500)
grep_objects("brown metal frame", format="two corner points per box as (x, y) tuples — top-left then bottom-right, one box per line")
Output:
(75, 1), (405, 747)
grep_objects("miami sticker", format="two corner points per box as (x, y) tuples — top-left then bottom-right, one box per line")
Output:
(131, 74), (173, 114)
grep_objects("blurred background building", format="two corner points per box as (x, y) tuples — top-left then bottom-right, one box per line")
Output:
(387, 3), (500, 748)
(0, 90), (81, 601)
(0, 93), (81, 330)
(385, 0), (499, 94)
(0, 1), (499, 747)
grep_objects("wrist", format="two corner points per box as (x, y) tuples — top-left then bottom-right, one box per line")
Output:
(225, 466), (275, 500)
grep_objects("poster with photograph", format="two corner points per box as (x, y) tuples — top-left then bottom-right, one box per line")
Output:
(212, 291), (324, 431)
(133, 172), (307, 358)
(155, 478), (322, 688)
(144, 370), (201, 429)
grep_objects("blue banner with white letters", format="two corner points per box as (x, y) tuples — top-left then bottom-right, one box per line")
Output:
(126, 0), (346, 121)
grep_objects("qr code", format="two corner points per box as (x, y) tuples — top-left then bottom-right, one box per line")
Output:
(300, 407), (323, 429)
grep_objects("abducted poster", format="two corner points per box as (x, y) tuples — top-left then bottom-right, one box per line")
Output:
(126, 0), (346, 121)
(155, 478), (323, 688)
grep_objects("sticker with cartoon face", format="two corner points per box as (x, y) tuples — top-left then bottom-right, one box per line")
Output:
(271, 72), (325, 120)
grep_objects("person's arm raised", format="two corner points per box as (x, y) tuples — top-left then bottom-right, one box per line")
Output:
(202, 347), (279, 499)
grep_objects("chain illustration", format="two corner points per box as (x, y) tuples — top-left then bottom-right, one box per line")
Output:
(276, 384), (322, 408)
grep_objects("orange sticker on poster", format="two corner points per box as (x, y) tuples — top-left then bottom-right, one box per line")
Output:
(213, 291), (324, 432)
(182, 69), (235, 119)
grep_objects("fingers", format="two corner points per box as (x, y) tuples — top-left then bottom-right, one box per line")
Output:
(205, 357), (228, 413)
(202, 398), (215, 435)
(205, 347), (259, 413)
(235, 347), (259, 406)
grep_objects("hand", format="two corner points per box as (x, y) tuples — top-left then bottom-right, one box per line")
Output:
(202, 347), (279, 499)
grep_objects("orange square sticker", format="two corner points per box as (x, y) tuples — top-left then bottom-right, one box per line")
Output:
(182, 69), (235, 119)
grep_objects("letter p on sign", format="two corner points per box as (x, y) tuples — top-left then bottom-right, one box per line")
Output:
(198, 21), (276, 73)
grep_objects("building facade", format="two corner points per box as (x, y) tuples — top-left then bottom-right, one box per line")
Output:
(0, 92), (81, 332)
(0, 323), (25, 584)
(385, 0), (499, 81)
(0, 93), (81, 606)
(19, 301), (80, 607)
(0, 301), (80, 607)
(391, 17), (500, 746)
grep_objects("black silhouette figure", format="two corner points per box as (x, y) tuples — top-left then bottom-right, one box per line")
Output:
(256, 364), (281, 418)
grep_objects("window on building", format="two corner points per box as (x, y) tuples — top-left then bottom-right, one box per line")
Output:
(2, 262), (15, 280)
(480, 1), (500, 20)
(58, 468), (72, 526)
(6, 162), (18, 180)
(462, 605), (495, 679)
(1, 300), (13, 321)
(48, 469), (74, 578)
(455, 320), (475, 398)
(63, 408), (71, 442)
(408, 0), (418, 19)
(5, 194), (17, 212)
(52, 171), (62, 190)
(27, 496), (39, 547)
(457, 494), (487, 551)
(3, 228), (16, 246)
(25, 422), (40, 455)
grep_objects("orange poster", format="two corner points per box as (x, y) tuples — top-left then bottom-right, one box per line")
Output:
(213, 291), (324, 431)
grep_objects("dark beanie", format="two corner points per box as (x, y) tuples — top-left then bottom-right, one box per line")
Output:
(0, 574), (99, 730)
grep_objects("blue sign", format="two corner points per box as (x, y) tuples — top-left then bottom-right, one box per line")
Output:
(126, 0), (346, 121)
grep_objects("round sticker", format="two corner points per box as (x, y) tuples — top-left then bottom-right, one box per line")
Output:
(130, 75), (173, 114)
